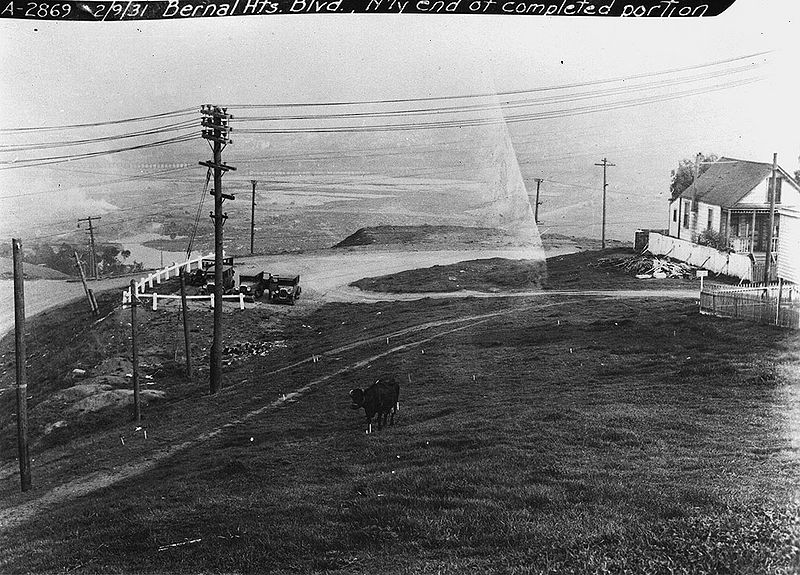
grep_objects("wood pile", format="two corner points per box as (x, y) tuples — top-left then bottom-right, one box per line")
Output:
(594, 255), (695, 279)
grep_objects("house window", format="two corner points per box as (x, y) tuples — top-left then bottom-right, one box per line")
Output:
(673, 209), (677, 223)
(707, 208), (713, 230)
(683, 203), (690, 228)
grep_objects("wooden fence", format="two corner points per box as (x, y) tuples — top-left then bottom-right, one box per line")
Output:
(122, 253), (215, 307)
(700, 281), (800, 329)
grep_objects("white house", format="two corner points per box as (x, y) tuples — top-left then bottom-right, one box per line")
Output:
(667, 157), (800, 272)
(777, 207), (800, 284)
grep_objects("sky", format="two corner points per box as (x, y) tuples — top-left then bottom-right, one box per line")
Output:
(0, 0), (798, 243)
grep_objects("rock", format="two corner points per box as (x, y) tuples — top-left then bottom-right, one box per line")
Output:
(68, 388), (167, 414)
(43, 420), (67, 435)
(92, 357), (133, 377)
(54, 383), (114, 403)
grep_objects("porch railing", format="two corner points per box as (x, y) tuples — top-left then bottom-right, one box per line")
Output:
(729, 235), (779, 254)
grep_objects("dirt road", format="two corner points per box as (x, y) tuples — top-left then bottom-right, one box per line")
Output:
(0, 245), (548, 338)
(0, 277), (131, 338)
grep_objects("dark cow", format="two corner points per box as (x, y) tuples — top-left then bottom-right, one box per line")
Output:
(349, 377), (400, 434)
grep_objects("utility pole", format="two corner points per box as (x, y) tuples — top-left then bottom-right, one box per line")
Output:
(200, 104), (235, 395)
(532, 178), (543, 224)
(12, 239), (31, 491)
(180, 271), (193, 380)
(77, 216), (101, 279)
(764, 152), (778, 283)
(73, 251), (98, 314)
(594, 158), (615, 249)
(690, 152), (701, 241)
(250, 180), (257, 255)
(130, 280), (141, 423)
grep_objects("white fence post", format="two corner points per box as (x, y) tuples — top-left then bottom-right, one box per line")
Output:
(239, 293), (245, 310)
(152, 293), (158, 311)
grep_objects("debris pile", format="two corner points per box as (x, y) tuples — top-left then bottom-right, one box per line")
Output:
(223, 340), (288, 360)
(594, 255), (695, 279)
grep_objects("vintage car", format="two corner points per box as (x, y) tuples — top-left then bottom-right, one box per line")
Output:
(189, 256), (235, 287)
(268, 275), (301, 305)
(201, 265), (236, 295)
(237, 271), (268, 301)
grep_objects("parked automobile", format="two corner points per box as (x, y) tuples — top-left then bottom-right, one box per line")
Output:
(190, 256), (235, 287)
(268, 275), (301, 305)
(201, 265), (236, 295)
(237, 271), (268, 301)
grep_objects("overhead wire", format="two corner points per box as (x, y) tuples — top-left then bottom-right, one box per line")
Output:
(0, 133), (199, 170)
(186, 168), (213, 259)
(233, 76), (762, 134)
(0, 107), (197, 133)
(0, 120), (199, 153)
(226, 51), (768, 109)
(233, 63), (757, 123)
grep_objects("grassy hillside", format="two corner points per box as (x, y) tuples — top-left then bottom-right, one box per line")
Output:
(0, 252), (798, 574)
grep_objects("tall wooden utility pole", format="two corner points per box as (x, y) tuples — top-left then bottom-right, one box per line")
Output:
(200, 104), (235, 395)
(532, 178), (543, 224)
(690, 152), (701, 241)
(594, 158), (615, 249)
(73, 252), (98, 314)
(764, 152), (779, 283)
(250, 180), (257, 255)
(78, 216), (101, 279)
(12, 239), (31, 491)
(130, 280), (141, 423)
(179, 271), (193, 380)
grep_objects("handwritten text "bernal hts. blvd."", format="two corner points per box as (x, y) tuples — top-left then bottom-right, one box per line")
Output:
(0, 0), (717, 19)
(366, 0), (709, 14)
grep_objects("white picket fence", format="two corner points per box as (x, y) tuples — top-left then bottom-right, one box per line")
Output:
(121, 253), (246, 310)
(700, 281), (800, 329)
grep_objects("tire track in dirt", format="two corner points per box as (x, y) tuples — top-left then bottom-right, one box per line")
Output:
(0, 290), (697, 530)
(0, 299), (567, 530)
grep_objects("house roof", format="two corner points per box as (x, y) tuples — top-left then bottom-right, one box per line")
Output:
(678, 157), (773, 208)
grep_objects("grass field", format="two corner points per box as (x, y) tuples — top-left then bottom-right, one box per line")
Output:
(1, 251), (799, 574)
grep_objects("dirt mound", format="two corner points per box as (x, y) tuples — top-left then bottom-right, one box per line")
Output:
(332, 225), (510, 249)
(0, 257), (71, 280)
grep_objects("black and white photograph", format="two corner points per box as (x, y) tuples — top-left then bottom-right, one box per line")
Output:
(1, 0), (799, 572)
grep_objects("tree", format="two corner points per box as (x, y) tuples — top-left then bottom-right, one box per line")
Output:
(669, 153), (718, 201)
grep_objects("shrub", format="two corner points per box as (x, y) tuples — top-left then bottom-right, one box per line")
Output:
(697, 229), (731, 252)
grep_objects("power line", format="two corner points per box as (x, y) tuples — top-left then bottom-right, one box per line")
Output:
(233, 63), (757, 123)
(0, 120), (198, 153)
(0, 133), (198, 171)
(227, 51), (768, 109)
(0, 107), (196, 134)
(233, 77), (762, 135)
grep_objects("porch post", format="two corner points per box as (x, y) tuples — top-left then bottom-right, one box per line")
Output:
(750, 210), (756, 253)
(725, 209), (731, 248)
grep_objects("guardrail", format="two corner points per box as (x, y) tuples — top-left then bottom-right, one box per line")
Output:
(131, 291), (247, 310)
(121, 253), (212, 307)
